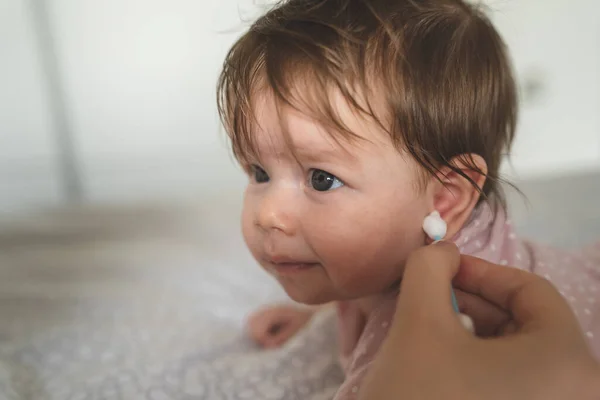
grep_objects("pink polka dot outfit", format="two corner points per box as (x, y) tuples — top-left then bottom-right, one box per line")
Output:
(333, 205), (600, 399)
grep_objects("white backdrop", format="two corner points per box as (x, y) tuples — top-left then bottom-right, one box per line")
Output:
(0, 0), (62, 210)
(1, 0), (598, 212)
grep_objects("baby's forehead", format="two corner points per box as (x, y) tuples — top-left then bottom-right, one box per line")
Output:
(251, 88), (389, 156)
(251, 113), (371, 165)
(249, 115), (348, 163)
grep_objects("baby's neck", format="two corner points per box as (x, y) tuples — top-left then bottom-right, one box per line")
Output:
(350, 291), (394, 316)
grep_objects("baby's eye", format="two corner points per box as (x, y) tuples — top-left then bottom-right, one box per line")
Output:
(250, 165), (270, 183)
(310, 169), (344, 192)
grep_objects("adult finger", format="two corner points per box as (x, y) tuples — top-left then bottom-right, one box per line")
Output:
(454, 289), (511, 337)
(455, 255), (578, 332)
(396, 241), (462, 330)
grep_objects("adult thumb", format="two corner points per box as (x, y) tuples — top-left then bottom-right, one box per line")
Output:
(395, 241), (464, 333)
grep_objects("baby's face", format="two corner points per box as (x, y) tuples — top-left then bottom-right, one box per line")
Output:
(241, 93), (431, 304)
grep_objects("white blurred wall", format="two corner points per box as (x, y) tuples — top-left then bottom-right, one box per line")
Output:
(488, 0), (600, 177)
(0, 0), (599, 212)
(46, 0), (251, 203)
(0, 0), (62, 211)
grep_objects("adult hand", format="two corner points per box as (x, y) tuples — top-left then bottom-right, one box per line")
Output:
(359, 242), (600, 400)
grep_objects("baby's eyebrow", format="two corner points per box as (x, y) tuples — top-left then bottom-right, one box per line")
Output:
(294, 147), (351, 161)
(294, 146), (355, 163)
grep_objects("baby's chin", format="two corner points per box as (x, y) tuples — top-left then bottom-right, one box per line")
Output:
(268, 263), (397, 304)
(282, 287), (335, 305)
(280, 283), (374, 305)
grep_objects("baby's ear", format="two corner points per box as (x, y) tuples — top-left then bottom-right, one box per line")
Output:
(430, 154), (488, 239)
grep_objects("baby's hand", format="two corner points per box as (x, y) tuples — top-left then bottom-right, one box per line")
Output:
(246, 304), (315, 348)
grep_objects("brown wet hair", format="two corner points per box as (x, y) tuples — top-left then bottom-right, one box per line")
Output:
(217, 0), (518, 208)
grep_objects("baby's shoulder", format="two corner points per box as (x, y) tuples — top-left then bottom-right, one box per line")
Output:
(521, 239), (600, 272)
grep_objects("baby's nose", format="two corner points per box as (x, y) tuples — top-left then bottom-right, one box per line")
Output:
(255, 186), (299, 236)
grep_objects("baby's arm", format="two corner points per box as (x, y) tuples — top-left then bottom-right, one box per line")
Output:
(246, 303), (332, 348)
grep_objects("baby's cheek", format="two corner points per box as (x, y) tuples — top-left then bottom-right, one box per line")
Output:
(241, 202), (262, 260)
(312, 211), (424, 293)
(240, 212), (252, 245)
(312, 229), (400, 294)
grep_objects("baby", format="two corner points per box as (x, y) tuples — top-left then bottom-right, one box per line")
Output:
(216, 0), (600, 397)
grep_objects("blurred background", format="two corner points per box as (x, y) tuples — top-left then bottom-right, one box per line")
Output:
(0, 1), (598, 398)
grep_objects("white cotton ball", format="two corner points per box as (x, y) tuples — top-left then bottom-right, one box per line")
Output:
(422, 211), (447, 241)
(459, 313), (474, 333)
